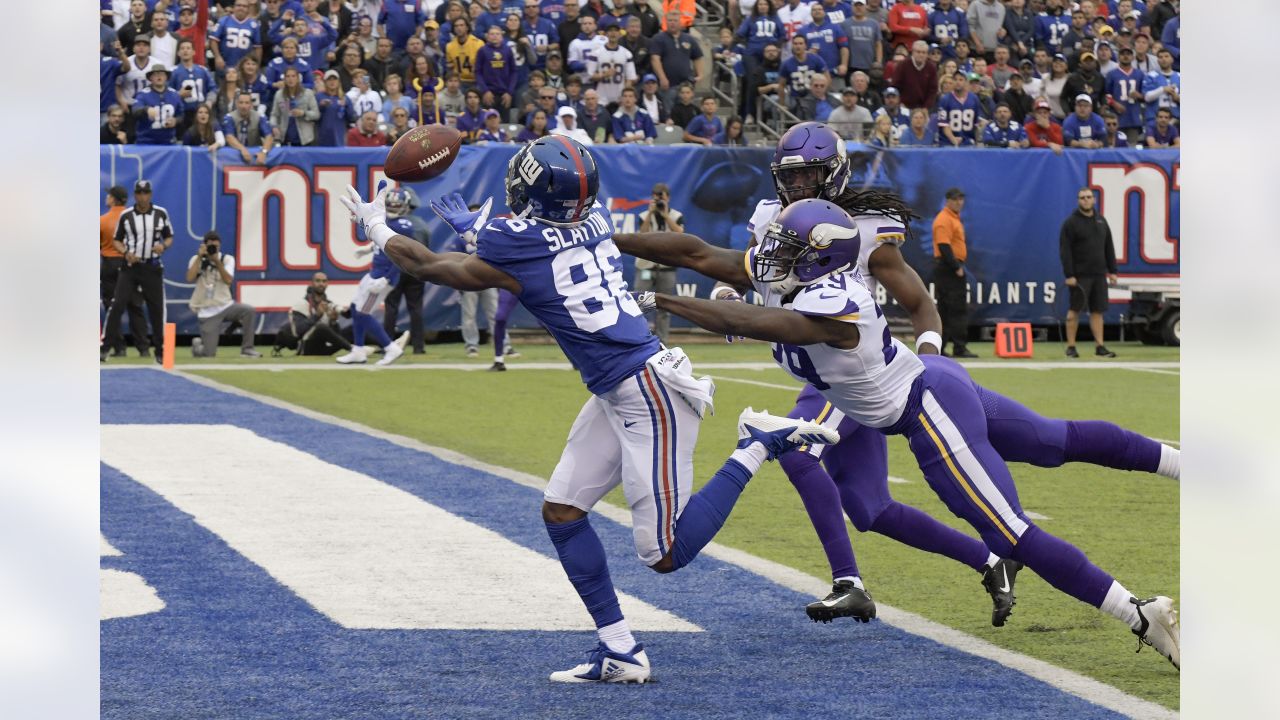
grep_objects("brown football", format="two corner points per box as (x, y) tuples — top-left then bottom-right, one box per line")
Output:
(384, 124), (462, 182)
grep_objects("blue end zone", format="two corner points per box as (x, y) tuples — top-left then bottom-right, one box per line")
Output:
(101, 369), (1127, 719)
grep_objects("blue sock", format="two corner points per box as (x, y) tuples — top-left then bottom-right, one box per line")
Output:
(354, 310), (392, 348)
(350, 304), (365, 345)
(545, 517), (623, 629)
(670, 459), (753, 571)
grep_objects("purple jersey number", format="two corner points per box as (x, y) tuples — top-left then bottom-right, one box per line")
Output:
(772, 343), (830, 390)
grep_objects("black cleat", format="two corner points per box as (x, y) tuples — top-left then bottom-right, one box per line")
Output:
(488, 362), (507, 372)
(982, 559), (1023, 627)
(805, 580), (877, 623)
(1095, 345), (1117, 358)
(1064, 345), (1079, 358)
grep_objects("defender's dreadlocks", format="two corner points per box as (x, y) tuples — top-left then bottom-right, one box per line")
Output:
(832, 187), (920, 241)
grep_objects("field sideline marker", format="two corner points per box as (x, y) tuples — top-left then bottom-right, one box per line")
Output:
(149, 367), (1178, 720)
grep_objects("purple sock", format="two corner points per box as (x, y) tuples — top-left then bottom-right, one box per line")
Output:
(779, 451), (859, 579)
(1064, 421), (1162, 473)
(868, 502), (990, 572)
(546, 517), (624, 628)
(1010, 525), (1114, 608)
(493, 317), (508, 357)
(981, 386), (1162, 473)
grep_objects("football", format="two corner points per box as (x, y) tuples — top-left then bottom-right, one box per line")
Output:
(384, 124), (462, 182)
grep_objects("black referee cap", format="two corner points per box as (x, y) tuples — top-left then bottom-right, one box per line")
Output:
(134, 179), (152, 194)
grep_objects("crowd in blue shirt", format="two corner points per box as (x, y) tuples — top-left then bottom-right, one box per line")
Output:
(99, 0), (1180, 150)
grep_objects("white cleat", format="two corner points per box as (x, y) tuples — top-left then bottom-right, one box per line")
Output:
(336, 347), (368, 364)
(376, 343), (404, 366)
(549, 643), (651, 684)
(1132, 596), (1179, 670)
(394, 331), (410, 351)
(736, 407), (840, 460)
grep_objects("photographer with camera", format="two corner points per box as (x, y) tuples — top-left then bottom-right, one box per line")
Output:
(185, 231), (262, 358)
(633, 183), (685, 343)
(275, 272), (357, 357)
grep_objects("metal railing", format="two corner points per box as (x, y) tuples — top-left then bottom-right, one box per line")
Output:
(754, 94), (803, 140)
(710, 59), (740, 120)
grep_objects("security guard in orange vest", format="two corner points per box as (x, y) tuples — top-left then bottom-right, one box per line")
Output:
(932, 187), (977, 358)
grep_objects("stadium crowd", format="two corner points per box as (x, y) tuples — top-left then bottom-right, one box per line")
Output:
(100, 0), (1179, 149)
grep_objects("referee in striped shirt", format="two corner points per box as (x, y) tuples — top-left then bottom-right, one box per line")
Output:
(101, 180), (173, 364)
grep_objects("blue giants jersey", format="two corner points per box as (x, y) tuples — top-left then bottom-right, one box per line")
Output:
(476, 203), (659, 394)
(936, 91), (982, 144)
(214, 15), (262, 68)
(1035, 12), (1069, 54)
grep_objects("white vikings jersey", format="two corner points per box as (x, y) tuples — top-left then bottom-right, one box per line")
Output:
(746, 198), (907, 297)
(567, 34), (608, 74)
(587, 45), (636, 105)
(745, 252), (924, 429)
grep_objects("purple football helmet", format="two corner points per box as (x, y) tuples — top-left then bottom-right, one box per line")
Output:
(753, 198), (861, 292)
(770, 122), (850, 206)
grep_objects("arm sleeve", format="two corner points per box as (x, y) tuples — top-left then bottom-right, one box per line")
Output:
(1143, 75), (1164, 102)
(1059, 220), (1074, 277)
(936, 241), (958, 270)
(1103, 221), (1117, 274)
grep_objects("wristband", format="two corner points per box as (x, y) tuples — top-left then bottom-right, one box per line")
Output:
(367, 221), (396, 251)
(915, 331), (942, 353)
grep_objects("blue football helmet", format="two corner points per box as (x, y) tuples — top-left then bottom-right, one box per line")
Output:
(753, 198), (861, 293)
(385, 187), (417, 217)
(771, 122), (850, 206)
(505, 136), (599, 226)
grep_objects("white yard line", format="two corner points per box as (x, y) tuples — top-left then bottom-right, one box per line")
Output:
(148, 368), (1176, 720)
(1123, 368), (1181, 376)
(103, 360), (1181, 373)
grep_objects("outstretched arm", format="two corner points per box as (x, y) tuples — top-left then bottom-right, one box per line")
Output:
(868, 243), (942, 354)
(383, 237), (520, 292)
(340, 185), (520, 294)
(614, 231), (751, 287)
(653, 293), (860, 348)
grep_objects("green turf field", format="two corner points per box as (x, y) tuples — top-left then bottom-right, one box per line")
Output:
(176, 340), (1180, 709)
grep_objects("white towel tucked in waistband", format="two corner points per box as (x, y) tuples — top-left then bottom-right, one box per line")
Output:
(646, 346), (715, 419)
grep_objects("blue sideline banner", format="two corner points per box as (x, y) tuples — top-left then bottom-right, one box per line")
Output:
(100, 145), (1179, 335)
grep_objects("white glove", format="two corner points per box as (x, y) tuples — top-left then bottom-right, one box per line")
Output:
(711, 286), (746, 343)
(369, 276), (390, 293)
(340, 183), (388, 234)
(632, 291), (657, 312)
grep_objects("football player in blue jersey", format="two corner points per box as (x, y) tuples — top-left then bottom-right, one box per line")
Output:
(339, 136), (840, 683)
(336, 229), (407, 366)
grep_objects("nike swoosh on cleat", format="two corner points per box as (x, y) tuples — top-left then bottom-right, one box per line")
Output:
(997, 567), (1010, 594)
(821, 597), (846, 607)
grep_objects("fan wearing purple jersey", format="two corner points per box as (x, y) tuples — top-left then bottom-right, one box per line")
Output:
(338, 135), (839, 684)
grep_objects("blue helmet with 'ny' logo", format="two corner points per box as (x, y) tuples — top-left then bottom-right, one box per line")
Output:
(505, 136), (599, 227)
